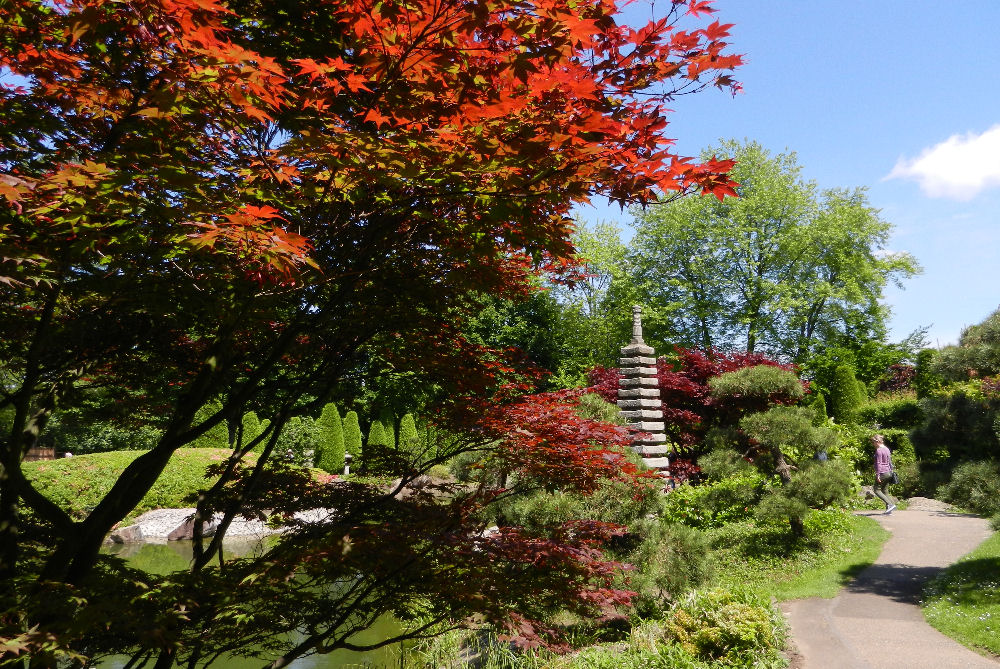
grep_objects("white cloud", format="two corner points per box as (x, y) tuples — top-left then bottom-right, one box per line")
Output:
(885, 125), (1000, 200)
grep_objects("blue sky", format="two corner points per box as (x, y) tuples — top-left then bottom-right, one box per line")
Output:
(576, 0), (1000, 348)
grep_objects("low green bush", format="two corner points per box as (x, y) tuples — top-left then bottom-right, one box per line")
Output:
(575, 392), (626, 425)
(786, 459), (854, 509)
(662, 471), (767, 529)
(626, 520), (714, 619)
(708, 365), (804, 404)
(937, 460), (1000, 516)
(661, 589), (786, 667)
(697, 449), (752, 482)
(827, 422), (871, 473)
(754, 492), (808, 530)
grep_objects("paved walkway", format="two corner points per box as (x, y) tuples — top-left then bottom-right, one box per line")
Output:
(781, 498), (998, 669)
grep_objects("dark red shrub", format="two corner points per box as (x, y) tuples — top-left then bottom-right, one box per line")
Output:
(587, 347), (797, 450)
(878, 363), (916, 393)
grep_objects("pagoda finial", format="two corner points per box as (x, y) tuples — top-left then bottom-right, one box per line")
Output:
(631, 305), (644, 344)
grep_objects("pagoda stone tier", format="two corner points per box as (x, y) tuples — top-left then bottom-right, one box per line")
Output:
(616, 306), (671, 475)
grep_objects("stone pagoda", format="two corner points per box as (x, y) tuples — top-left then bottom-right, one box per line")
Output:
(617, 305), (670, 475)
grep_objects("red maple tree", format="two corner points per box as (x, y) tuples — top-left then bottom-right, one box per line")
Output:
(0, 0), (741, 664)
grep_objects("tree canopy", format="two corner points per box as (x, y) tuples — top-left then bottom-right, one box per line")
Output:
(0, 0), (742, 664)
(630, 139), (920, 359)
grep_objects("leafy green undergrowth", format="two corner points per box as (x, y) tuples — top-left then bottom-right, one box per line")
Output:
(414, 590), (787, 669)
(23, 449), (257, 523)
(707, 509), (888, 600)
(923, 531), (1000, 656)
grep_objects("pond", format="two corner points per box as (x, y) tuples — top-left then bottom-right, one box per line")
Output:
(97, 541), (409, 668)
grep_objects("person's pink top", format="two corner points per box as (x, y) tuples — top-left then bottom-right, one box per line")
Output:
(875, 445), (892, 475)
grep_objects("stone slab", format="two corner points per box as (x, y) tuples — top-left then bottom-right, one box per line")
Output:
(618, 356), (657, 366)
(635, 444), (670, 456)
(618, 366), (658, 378)
(626, 421), (665, 431)
(617, 388), (660, 399)
(616, 399), (662, 411)
(621, 410), (662, 421)
(632, 433), (667, 443)
(618, 377), (659, 388)
(620, 344), (655, 356)
(640, 456), (671, 469)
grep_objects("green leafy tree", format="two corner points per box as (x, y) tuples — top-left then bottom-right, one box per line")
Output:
(315, 404), (346, 474)
(933, 307), (1000, 381)
(914, 349), (944, 399)
(630, 139), (920, 358)
(545, 221), (642, 377)
(0, 0), (743, 664)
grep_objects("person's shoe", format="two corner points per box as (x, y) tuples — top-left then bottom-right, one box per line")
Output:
(885, 504), (896, 515)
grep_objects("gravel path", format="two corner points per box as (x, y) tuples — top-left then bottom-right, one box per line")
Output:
(781, 498), (998, 669)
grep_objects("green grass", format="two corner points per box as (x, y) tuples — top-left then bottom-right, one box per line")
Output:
(923, 531), (1000, 657)
(23, 448), (254, 523)
(706, 510), (889, 600)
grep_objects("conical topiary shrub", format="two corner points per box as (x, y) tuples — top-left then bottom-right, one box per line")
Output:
(811, 393), (828, 426)
(192, 398), (230, 448)
(378, 407), (397, 447)
(241, 411), (265, 449)
(343, 411), (362, 469)
(315, 403), (345, 474)
(398, 413), (421, 462)
(366, 419), (394, 474)
(830, 364), (864, 424)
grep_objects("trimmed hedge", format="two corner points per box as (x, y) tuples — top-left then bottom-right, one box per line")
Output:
(855, 397), (923, 429)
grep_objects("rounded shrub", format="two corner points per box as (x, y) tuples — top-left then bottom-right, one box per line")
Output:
(938, 460), (1000, 516)
(786, 459), (853, 509)
(575, 392), (626, 424)
(708, 364), (804, 406)
(855, 397), (923, 430)
(662, 589), (785, 667)
(190, 398), (230, 449)
(627, 521), (714, 619)
(754, 492), (808, 529)
(342, 411), (363, 465)
(240, 411), (266, 450)
(697, 448), (752, 482)
(662, 471), (766, 529)
(811, 392), (828, 426)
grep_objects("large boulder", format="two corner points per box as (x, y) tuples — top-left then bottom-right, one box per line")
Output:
(167, 517), (219, 541)
(108, 524), (144, 544)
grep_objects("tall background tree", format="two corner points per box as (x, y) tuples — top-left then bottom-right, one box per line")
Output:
(630, 139), (920, 359)
(0, 0), (742, 664)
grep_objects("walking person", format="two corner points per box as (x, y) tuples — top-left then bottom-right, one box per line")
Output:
(873, 434), (896, 514)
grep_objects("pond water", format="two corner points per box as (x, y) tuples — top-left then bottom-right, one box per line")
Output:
(97, 541), (408, 668)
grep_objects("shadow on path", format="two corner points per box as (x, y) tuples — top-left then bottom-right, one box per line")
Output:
(844, 563), (943, 604)
(781, 503), (998, 669)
